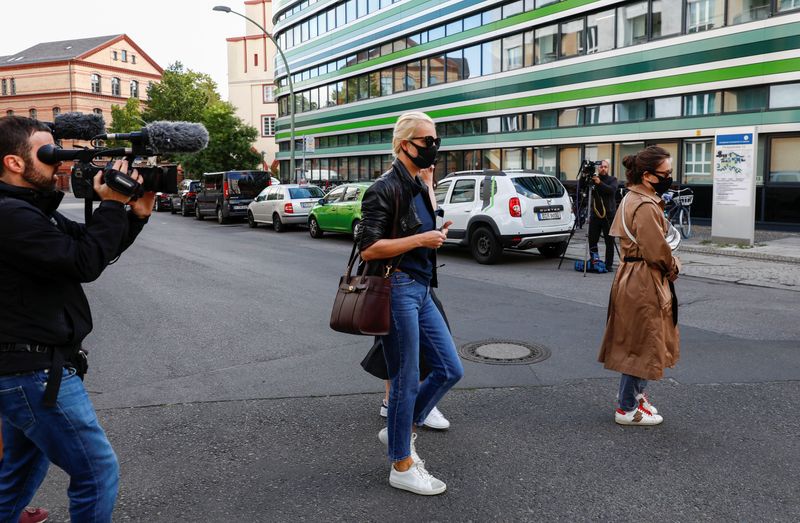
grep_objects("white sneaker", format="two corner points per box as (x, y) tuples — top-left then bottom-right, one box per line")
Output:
(389, 461), (447, 495)
(422, 406), (450, 430)
(615, 405), (663, 426)
(380, 399), (388, 418)
(378, 428), (420, 463)
(636, 393), (658, 415)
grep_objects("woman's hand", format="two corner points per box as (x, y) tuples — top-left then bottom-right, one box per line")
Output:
(417, 222), (451, 249)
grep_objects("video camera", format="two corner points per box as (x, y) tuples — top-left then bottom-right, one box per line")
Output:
(40, 112), (208, 200)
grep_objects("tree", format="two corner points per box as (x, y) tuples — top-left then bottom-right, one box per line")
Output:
(108, 98), (144, 134)
(143, 62), (219, 123)
(178, 101), (261, 175)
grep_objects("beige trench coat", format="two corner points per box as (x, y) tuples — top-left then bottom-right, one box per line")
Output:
(597, 185), (681, 380)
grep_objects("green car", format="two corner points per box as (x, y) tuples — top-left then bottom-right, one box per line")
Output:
(308, 182), (372, 238)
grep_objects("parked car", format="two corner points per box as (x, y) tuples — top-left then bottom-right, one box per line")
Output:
(271, 177), (281, 186)
(247, 184), (325, 232)
(195, 170), (270, 224)
(436, 170), (575, 264)
(307, 182), (372, 238)
(153, 192), (172, 212)
(170, 179), (201, 216)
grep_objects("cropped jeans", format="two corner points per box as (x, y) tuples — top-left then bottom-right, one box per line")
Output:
(382, 272), (464, 462)
(618, 373), (648, 412)
(0, 368), (119, 523)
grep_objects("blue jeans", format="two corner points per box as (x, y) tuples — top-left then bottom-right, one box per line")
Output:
(618, 373), (648, 412)
(381, 272), (464, 462)
(0, 368), (119, 523)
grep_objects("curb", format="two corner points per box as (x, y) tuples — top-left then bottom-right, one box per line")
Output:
(677, 245), (800, 265)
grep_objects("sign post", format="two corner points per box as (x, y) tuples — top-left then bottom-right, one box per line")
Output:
(711, 128), (757, 246)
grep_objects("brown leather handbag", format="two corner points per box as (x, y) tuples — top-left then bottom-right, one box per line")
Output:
(329, 244), (395, 335)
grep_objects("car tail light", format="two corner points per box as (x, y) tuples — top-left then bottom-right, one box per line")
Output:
(187, 192), (196, 198)
(509, 197), (522, 218)
(284, 203), (294, 214)
(223, 181), (229, 199)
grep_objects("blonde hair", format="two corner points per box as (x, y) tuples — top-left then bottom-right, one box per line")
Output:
(392, 111), (436, 157)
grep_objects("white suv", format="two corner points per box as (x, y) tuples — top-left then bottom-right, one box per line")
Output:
(435, 170), (575, 264)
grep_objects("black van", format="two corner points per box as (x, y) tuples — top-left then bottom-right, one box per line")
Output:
(195, 170), (270, 224)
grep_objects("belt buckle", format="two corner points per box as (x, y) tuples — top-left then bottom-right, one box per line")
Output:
(33, 345), (49, 353)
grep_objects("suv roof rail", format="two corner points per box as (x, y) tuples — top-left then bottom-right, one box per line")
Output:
(444, 169), (505, 179)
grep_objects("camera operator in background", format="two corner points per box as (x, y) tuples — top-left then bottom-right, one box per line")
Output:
(0, 116), (154, 522)
(588, 159), (619, 272)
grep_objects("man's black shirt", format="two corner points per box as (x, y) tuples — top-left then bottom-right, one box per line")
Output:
(0, 182), (148, 374)
(591, 174), (619, 217)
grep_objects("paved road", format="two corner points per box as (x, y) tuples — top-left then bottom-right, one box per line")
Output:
(31, 200), (800, 521)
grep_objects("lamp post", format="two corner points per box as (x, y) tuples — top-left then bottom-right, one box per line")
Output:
(213, 5), (295, 182)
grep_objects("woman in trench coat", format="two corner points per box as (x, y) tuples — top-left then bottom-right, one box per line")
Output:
(598, 146), (681, 426)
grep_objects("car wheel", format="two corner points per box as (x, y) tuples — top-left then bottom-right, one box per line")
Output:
(309, 216), (323, 238)
(217, 207), (227, 225)
(273, 214), (285, 233)
(181, 201), (189, 217)
(537, 241), (567, 258)
(470, 226), (503, 265)
(351, 219), (361, 238)
(195, 204), (204, 221)
(247, 211), (257, 228)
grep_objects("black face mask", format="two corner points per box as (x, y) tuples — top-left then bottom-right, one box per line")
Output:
(649, 174), (673, 196)
(405, 140), (439, 169)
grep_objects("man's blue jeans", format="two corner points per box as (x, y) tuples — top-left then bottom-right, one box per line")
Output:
(0, 368), (119, 523)
(618, 373), (648, 412)
(382, 272), (464, 462)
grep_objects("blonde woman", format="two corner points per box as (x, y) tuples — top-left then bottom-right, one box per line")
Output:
(359, 112), (462, 495)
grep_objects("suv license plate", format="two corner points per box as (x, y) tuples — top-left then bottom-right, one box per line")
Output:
(538, 211), (561, 220)
(234, 205), (247, 210)
(301, 202), (313, 208)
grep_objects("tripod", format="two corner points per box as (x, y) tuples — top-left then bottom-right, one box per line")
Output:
(558, 175), (620, 276)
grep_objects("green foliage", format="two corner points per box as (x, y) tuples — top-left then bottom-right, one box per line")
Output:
(143, 62), (220, 123)
(178, 101), (262, 175)
(108, 98), (144, 134)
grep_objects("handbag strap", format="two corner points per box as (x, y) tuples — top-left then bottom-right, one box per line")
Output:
(348, 186), (406, 280)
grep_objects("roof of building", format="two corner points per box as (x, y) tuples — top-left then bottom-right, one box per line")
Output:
(0, 35), (123, 67)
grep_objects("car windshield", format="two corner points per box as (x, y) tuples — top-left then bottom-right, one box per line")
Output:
(227, 171), (268, 196)
(289, 187), (324, 199)
(189, 182), (200, 192)
(512, 176), (565, 199)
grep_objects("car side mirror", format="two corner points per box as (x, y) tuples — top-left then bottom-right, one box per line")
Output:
(318, 198), (326, 205)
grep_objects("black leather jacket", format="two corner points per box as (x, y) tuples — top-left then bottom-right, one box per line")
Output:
(357, 160), (439, 288)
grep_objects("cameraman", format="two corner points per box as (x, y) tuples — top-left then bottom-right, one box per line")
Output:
(0, 116), (154, 522)
(588, 159), (618, 272)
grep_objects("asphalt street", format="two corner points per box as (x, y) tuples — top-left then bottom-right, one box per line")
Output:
(31, 199), (800, 522)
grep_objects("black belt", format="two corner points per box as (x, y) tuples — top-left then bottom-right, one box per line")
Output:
(0, 343), (54, 353)
(0, 343), (71, 407)
(623, 256), (644, 262)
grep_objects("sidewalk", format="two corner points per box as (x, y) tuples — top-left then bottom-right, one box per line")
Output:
(564, 224), (800, 291)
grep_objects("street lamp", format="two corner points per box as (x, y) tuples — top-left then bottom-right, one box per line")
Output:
(213, 5), (295, 182)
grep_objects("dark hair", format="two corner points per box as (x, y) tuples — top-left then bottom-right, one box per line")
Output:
(0, 116), (52, 176)
(622, 146), (671, 185)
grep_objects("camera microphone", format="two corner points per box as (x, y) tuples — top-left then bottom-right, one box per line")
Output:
(49, 112), (107, 141)
(37, 144), (127, 165)
(101, 121), (209, 154)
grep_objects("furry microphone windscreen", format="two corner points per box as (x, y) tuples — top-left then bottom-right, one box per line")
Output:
(53, 112), (106, 141)
(146, 122), (209, 154)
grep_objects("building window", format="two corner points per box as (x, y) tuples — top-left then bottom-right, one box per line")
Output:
(769, 83), (800, 108)
(5, 110), (12, 116)
(617, 2), (649, 47)
(502, 34), (524, 71)
(52, 107), (60, 119)
(29, 108), (37, 120)
(615, 100), (647, 121)
(10, 78), (15, 95)
(535, 24), (558, 64)
(91, 74), (101, 94)
(93, 108), (102, 117)
(130, 80), (139, 98)
(111, 77), (121, 96)
(769, 137), (800, 183)
(585, 104), (613, 124)
(686, 0), (724, 32)
(684, 92), (720, 115)
(121, 50), (127, 62)
(651, 0), (683, 38)
(254, 54), (259, 67)
(112, 51), (118, 60)
(649, 96), (682, 118)
(131, 55), (136, 64)
(1, 79), (5, 96)
(684, 138), (713, 184)
(263, 85), (275, 103)
(560, 18), (585, 58)
(586, 10), (615, 54)
(728, 0), (770, 25)
(723, 86), (767, 112)
(778, 0), (800, 10)
(262, 115), (276, 136)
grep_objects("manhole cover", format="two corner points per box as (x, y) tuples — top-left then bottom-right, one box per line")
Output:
(458, 339), (551, 365)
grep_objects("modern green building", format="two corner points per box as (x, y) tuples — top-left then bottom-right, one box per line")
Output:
(272, 0), (800, 224)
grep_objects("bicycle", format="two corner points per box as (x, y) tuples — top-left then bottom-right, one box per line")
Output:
(663, 187), (693, 239)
